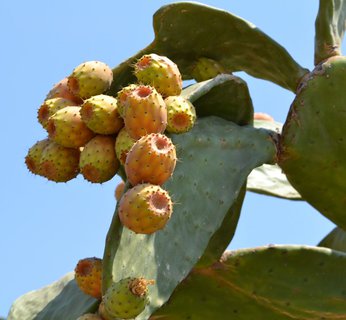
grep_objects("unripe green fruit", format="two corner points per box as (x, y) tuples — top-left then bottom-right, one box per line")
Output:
(39, 140), (80, 182)
(103, 277), (154, 319)
(118, 183), (173, 234)
(68, 61), (113, 99)
(47, 106), (95, 148)
(38, 97), (76, 129)
(46, 77), (83, 104)
(190, 57), (226, 82)
(79, 135), (119, 183)
(25, 138), (50, 176)
(134, 53), (182, 97)
(164, 96), (196, 133)
(125, 133), (177, 186)
(80, 94), (123, 135)
(115, 128), (136, 165)
(123, 85), (167, 139)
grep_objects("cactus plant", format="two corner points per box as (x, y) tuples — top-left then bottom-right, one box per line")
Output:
(10, 1), (346, 320)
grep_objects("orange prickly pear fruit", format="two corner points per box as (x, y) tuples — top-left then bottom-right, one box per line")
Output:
(25, 138), (50, 176)
(115, 180), (125, 201)
(46, 77), (83, 104)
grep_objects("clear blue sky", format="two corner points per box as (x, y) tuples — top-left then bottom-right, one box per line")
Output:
(0, 0), (340, 317)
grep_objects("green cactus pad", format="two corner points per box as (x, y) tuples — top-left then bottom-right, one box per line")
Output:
(247, 120), (301, 200)
(152, 245), (346, 319)
(7, 273), (98, 320)
(314, 0), (346, 65)
(279, 56), (346, 229)
(181, 74), (253, 125)
(319, 227), (346, 252)
(108, 2), (308, 93)
(103, 116), (277, 319)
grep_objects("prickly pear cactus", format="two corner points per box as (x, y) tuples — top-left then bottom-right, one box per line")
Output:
(12, 1), (346, 320)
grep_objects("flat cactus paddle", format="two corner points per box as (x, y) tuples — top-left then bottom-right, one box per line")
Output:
(319, 227), (346, 252)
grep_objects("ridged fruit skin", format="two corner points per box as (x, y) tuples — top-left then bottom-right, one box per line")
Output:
(74, 257), (102, 300)
(123, 85), (167, 139)
(76, 314), (103, 320)
(39, 140), (80, 182)
(80, 94), (123, 135)
(116, 84), (138, 118)
(46, 77), (83, 104)
(164, 96), (196, 133)
(279, 56), (346, 229)
(134, 53), (182, 97)
(125, 133), (176, 186)
(47, 106), (95, 148)
(115, 128), (136, 165)
(68, 61), (113, 99)
(25, 138), (50, 176)
(38, 98), (76, 129)
(79, 135), (119, 183)
(118, 183), (173, 234)
(254, 112), (274, 122)
(103, 277), (151, 319)
(115, 180), (125, 201)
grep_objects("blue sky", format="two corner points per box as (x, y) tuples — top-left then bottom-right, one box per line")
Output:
(0, 0), (340, 317)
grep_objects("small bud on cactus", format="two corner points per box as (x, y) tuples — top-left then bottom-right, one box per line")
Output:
(47, 106), (95, 148)
(38, 98), (76, 129)
(40, 140), (80, 182)
(254, 112), (274, 122)
(76, 314), (103, 320)
(118, 183), (173, 234)
(125, 133), (177, 186)
(115, 127), (136, 165)
(123, 85), (167, 139)
(80, 94), (123, 135)
(115, 180), (125, 201)
(103, 277), (154, 319)
(165, 96), (197, 133)
(134, 53), (182, 97)
(68, 61), (113, 99)
(45, 77), (83, 104)
(25, 138), (50, 176)
(74, 257), (102, 300)
(79, 135), (119, 183)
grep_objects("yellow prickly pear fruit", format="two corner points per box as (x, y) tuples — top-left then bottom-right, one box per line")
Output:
(25, 138), (50, 176)
(115, 180), (125, 201)
(46, 77), (83, 104)
(115, 127), (136, 165)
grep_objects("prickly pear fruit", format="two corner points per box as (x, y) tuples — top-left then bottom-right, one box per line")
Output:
(123, 85), (167, 139)
(76, 314), (103, 320)
(134, 53), (182, 97)
(46, 77), (83, 104)
(103, 277), (154, 319)
(47, 106), (95, 148)
(115, 127), (136, 165)
(190, 57), (226, 82)
(116, 84), (138, 118)
(254, 112), (274, 122)
(80, 94), (123, 135)
(98, 301), (113, 320)
(25, 138), (50, 176)
(38, 97), (76, 129)
(74, 257), (102, 300)
(125, 133), (176, 186)
(79, 135), (119, 183)
(118, 183), (173, 234)
(40, 140), (80, 182)
(164, 96), (196, 133)
(115, 180), (125, 201)
(68, 61), (113, 99)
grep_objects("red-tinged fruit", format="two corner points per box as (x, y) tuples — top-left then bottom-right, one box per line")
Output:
(115, 180), (125, 201)
(103, 277), (154, 319)
(115, 127), (136, 165)
(165, 96), (196, 133)
(74, 257), (102, 300)
(25, 138), (50, 176)
(79, 135), (119, 183)
(38, 98), (76, 129)
(40, 141), (80, 182)
(123, 85), (167, 139)
(134, 53), (182, 97)
(47, 106), (95, 148)
(80, 94), (123, 135)
(46, 77), (83, 104)
(125, 133), (176, 186)
(118, 183), (173, 234)
(68, 61), (113, 99)
(254, 112), (274, 122)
